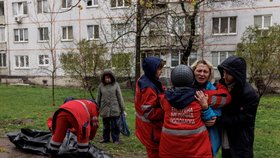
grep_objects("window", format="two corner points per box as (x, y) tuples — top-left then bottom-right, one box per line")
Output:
(111, 0), (131, 8)
(14, 28), (28, 42)
(39, 55), (49, 66)
(111, 23), (127, 41)
(0, 1), (4, 16)
(212, 17), (236, 35)
(62, 26), (73, 40)
(37, 0), (48, 13)
(254, 15), (272, 29)
(171, 52), (197, 67)
(0, 52), (6, 67)
(87, 25), (99, 40)
(212, 51), (234, 67)
(12, 2), (28, 16)
(173, 16), (187, 35)
(15, 55), (29, 68)
(61, 0), (72, 9)
(0, 27), (5, 42)
(38, 27), (49, 41)
(86, 0), (98, 7)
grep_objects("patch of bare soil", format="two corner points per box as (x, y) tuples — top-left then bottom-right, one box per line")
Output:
(0, 137), (46, 158)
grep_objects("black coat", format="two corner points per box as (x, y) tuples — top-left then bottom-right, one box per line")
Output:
(218, 56), (259, 158)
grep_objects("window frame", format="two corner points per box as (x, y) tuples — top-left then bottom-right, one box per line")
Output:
(38, 27), (49, 42)
(15, 55), (29, 68)
(0, 26), (5, 42)
(254, 15), (272, 30)
(37, 0), (48, 14)
(211, 51), (234, 68)
(111, 0), (130, 8)
(0, 52), (6, 67)
(87, 25), (99, 40)
(12, 2), (28, 16)
(212, 16), (237, 35)
(0, 1), (4, 16)
(171, 51), (197, 68)
(86, 0), (98, 7)
(14, 28), (28, 42)
(38, 54), (49, 66)
(61, 0), (72, 9)
(61, 26), (73, 41)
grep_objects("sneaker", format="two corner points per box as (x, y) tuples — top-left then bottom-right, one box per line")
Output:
(99, 139), (110, 143)
(113, 141), (120, 145)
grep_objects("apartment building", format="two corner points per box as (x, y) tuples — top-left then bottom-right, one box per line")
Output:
(0, 0), (279, 85)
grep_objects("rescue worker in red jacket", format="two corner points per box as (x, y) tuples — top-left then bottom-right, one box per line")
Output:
(49, 97), (99, 158)
(135, 56), (165, 158)
(159, 65), (212, 158)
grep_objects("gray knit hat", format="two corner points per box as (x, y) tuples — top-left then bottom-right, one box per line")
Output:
(171, 64), (194, 87)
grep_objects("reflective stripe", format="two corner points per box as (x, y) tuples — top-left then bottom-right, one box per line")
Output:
(162, 126), (207, 136)
(136, 112), (151, 123)
(50, 139), (62, 150)
(211, 96), (217, 105)
(75, 100), (90, 120)
(220, 97), (227, 107)
(141, 104), (152, 111)
(143, 108), (154, 118)
(91, 116), (98, 120)
(78, 143), (89, 152)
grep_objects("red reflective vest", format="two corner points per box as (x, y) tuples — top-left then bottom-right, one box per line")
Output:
(134, 80), (164, 149)
(159, 94), (212, 158)
(52, 100), (99, 140)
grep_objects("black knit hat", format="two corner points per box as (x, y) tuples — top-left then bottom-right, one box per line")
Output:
(171, 64), (194, 87)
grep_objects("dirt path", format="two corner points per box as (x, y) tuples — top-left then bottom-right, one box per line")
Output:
(0, 137), (46, 158)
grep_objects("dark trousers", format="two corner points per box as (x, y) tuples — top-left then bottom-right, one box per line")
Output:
(102, 116), (120, 142)
(222, 148), (232, 158)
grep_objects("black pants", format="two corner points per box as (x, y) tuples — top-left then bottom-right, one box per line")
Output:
(102, 116), (120, 142)
(222, 148), (232, 158)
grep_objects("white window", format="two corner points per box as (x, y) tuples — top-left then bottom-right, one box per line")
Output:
(0, 27), (5, 42)
(62, 26), (73, 40)
(111, 0), (131, 8)
(87, 25), (99, 40)
(212, 17), (236, 35)
(38, 27), (49, 41)
(0, 1), (4, 16)
(61, 0), (72, 9)
(15, 55), (29, 68)
(86, 0), (98, 7)
(173, 16), (186, 35)
(171, 52), (197, 67)
(212, 51), (234, 67)
(111, 23), (127, 41)
(37, 0), (48, 13)
(14, 28), (28, 42)
(254, 15), (272, 30)
(12, 2), (28, 16)
(0, 52), (6, 67)
(39, 55), (49, 66)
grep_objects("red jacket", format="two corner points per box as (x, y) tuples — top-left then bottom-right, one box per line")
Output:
(51, 100), (99, 140)
(134, 79), (164, 149)
(159, 94), (212, 158)
(205, 83), (232, 109)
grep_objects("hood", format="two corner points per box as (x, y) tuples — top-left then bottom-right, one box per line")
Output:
(101, 69), (116, 85)
(164, 87), (196, 109)
(142, 57), (161, 81)
(218, 56), (247, 87)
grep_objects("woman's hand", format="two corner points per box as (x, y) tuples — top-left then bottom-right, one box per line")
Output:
(204, 117), (217, 127)
(195, 90), (209, 110)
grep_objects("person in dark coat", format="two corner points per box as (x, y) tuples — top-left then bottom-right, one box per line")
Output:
(217, 56), (260, 158)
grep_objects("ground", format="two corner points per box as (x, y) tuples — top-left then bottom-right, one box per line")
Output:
(0, 137), (145, 158)
(0, 137), (45, 158)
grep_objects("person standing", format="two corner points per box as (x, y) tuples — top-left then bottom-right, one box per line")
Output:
(217, 56), (259, 158)
(159, 64), (212, 158)
(49, 98), (99, 158)
(134, 56), (165, 158)
(97, 69), (125, 144)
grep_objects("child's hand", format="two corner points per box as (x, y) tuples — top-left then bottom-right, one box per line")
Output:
(195, 90), (209, 110)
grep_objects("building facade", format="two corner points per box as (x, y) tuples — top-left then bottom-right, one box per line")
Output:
(0, 0), (279, 85)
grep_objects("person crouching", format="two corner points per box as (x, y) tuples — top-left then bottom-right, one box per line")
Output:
(49, 98), (99, 158)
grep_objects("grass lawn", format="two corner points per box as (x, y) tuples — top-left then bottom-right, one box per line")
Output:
(0, 84), (279, 157)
